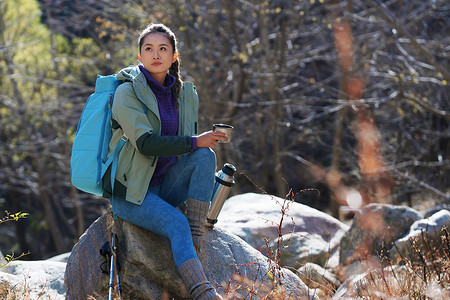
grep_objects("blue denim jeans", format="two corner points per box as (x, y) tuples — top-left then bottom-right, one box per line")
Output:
(111, 148), (216, 268)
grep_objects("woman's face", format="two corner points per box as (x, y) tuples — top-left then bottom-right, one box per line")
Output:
(138, 32), (178, 83)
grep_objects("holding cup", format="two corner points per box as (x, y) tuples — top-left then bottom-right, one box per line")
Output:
(213, 124), (233, 143)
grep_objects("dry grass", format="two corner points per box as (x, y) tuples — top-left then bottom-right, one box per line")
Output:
(307, 226), (450, 299)
(0, 280), (33, 300)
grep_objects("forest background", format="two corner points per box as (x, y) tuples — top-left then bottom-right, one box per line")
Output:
(0, 0), (448, 260)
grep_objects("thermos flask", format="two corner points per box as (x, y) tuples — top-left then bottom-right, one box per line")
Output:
(206, 163), (236, 227)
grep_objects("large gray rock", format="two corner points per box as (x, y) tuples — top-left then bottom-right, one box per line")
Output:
(65, 211), (315, 299)
(0, 258), (66, 299)
(339, 203), (421, 265)
(201, 227), (314, 299)
(216, 193), (348, 269)
(333, 264), (449, 299)
(64, 212), (113, 300)
(46, 252), (71, 263)
(269, 232), (341, 269)
(424, 204), (450, 218)
(397, 209), (450, 244)
(217, 193), (349, 250)
(390, 209), (450, 262)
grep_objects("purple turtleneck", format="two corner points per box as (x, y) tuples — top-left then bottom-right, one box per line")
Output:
(139, 65), (196, 186)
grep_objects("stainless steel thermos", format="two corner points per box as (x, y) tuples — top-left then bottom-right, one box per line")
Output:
(206, 163), (236, 227)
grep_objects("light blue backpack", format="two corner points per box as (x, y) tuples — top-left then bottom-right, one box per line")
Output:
(70, 74), (128, 196)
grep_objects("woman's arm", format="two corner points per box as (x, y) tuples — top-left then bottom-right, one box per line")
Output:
(136, 130), (228, 156)
(112, 83), (192, 156)
(136, 133), (191, 156)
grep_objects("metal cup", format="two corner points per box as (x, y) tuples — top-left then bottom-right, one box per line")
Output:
(213, 124), (233, 143)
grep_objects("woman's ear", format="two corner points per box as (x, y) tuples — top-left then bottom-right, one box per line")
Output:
(138, 52), (142, 61)
(172, 52), (178, 63)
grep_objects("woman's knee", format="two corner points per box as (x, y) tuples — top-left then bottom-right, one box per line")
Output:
(166, 213), (191, 237)
(192, 147), (216, 167)
(194, 147), (215, 158)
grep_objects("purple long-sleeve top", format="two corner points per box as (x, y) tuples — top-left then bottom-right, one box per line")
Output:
(139, 65), (197, 186)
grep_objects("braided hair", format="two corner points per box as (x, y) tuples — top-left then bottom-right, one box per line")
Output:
(138, 24), (182, 99)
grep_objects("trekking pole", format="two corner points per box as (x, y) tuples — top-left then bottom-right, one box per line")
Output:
(112, 234), (123, 300)
(108, 233), (115, 300)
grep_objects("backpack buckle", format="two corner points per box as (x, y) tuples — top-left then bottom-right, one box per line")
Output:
(121, 135), (128, 142)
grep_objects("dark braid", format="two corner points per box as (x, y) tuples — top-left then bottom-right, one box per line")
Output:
(169, 59), (182, 99)
(138, 24), (182, 98)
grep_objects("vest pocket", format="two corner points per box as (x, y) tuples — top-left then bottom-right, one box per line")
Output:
(121, 148), (136, 182)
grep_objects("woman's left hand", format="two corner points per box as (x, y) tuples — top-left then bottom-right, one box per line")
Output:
(196, 130), (228, 148)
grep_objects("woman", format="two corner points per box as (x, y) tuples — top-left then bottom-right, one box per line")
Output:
(103, 23), (226, 299)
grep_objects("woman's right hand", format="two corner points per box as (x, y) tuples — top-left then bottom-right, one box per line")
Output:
(196, 130), (228, 148)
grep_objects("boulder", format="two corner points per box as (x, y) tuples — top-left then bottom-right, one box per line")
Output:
(333, 264), (449, 299)
(201, 227), (315, 299)
(339, 203), (421, 265)
(216, 193), (349, 268)
(390, 209), (450, 262)
(269, 232), (338, 269)
(424, 204), (450, 218)
(47, 252), (71, 263)
(0, 258), (66, 299)
(64, 212), (113, 300)
(65, 211), (315, 299)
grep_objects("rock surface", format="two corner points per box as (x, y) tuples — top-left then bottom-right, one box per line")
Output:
(0, 258), (66, 299)
(269, 232), (339, 269)
(217, 193), (349, 268)
(65, 211), (315, 299)
(64, 212), (113, 299)
(339, 203), (421, 265)
(390, 209), (450, 262)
